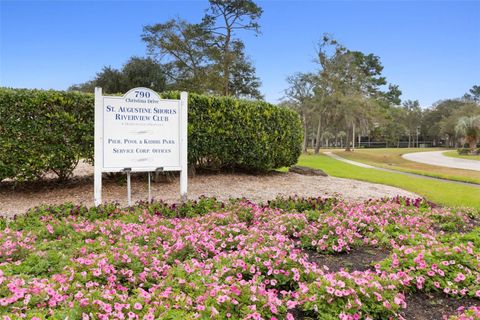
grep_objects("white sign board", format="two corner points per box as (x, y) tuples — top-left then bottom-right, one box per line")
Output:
(94, 87), (188, 206)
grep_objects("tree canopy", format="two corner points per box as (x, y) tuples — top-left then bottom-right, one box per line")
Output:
(463, 85), (480, 102)
(141, 0), (263, 99)
(69, 57), (166, 94)
(71, 0), (263, 99)
(285, 35), (402, 152)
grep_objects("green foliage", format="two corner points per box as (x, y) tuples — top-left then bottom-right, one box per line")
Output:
(457, 148), (471, 155)
(380, 238), (479, 298)
(0, 198), (478, 318)
(463, 84), (480, 102)
(452, 148), (479, 157)
(266, 195), (338, 214)
(0, 88), (302, 182)
(455, 115), (480, 149)
(286, 35), (401, 153)
(137, 196), (225, 218)
(69, 57), (167, 94)
(162, 91), (303, 171)
(142, 0), (263, 99)
(0, 88), (94, 182)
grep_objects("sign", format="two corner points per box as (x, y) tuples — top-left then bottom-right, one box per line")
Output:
(94, 87), (188, 205)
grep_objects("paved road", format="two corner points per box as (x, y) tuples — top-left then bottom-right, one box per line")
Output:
(402, 151), (480, 171)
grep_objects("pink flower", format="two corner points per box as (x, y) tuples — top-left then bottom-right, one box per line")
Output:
(46, 224), (54, 234)
(211, 306), (219, 316)
(454, 273), (466, 282)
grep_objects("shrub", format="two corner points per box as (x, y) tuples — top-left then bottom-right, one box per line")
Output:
(161, 91), (303, 172)
(0, 88), (94, 181)
(0, 88), (302, 182)
(266, 195), (338, 213)
(457, 148), (479, 155)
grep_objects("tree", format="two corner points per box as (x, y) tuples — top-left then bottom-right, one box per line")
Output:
(203, 0), (263, 96)
(284, 72), (316, 152)
(122, 57), (166, 92)
(422, 99), (479, 147)
(381, 106), (407, 148)
(314, 35), (397, 151)
(402, 100), (422, 147)
(455, 116), (480, 150)
(382, 84), (402, 106)
(463, 85), (480, 103)
(336, 131), (347, 148)
(69, 57), (166, 94)
(321, 131), (335, 147)
(90, 66), (125, 94)
(142, 19), (213, 93)
(69, 66), (124, 93)
(226, 41), (262, 99)
(439, 101), (480, 147)
(142, 0), (263, 99)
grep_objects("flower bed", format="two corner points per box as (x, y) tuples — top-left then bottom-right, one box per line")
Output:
(0, 197), (478, 319)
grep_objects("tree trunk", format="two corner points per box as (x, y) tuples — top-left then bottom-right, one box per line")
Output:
(408, 134), (411, 148)
(314, 115), (322, 154)
(352, 122), (356, 151)
(223, 28), (231, 96)
(345, 124), (352, 152)
(302, 112), (308, 153)
(468, 137), (477, 150)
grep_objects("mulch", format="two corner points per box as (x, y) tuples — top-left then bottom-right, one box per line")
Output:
(299, 247), (478, 319)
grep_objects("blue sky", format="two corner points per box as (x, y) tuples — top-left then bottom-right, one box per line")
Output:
(1, 0), (479, 107)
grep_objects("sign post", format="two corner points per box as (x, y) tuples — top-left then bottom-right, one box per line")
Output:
(180, 91), (188, 202)
(94, 87), (188, 206)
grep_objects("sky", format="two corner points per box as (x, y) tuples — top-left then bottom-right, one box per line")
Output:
(0, 0), (479, 108)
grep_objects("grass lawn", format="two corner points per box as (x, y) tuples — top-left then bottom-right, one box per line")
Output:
(291, 154), (480, 210)
(443, 150), (480, 161)
(331, 148), (480, 185)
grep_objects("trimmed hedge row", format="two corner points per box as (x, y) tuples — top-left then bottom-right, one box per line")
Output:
(0, 89), (94, 181)
(0, 88), (302, 182)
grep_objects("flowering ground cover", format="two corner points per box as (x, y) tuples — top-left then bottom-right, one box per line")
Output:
(0, 196), (478, 319)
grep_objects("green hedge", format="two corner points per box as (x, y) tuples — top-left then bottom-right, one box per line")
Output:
(0, 88), (302, 182)
(0, 88), (94, 181)
(161, 92), (302, 171)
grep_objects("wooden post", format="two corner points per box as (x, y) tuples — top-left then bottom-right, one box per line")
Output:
(94, 87), (103, 206)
